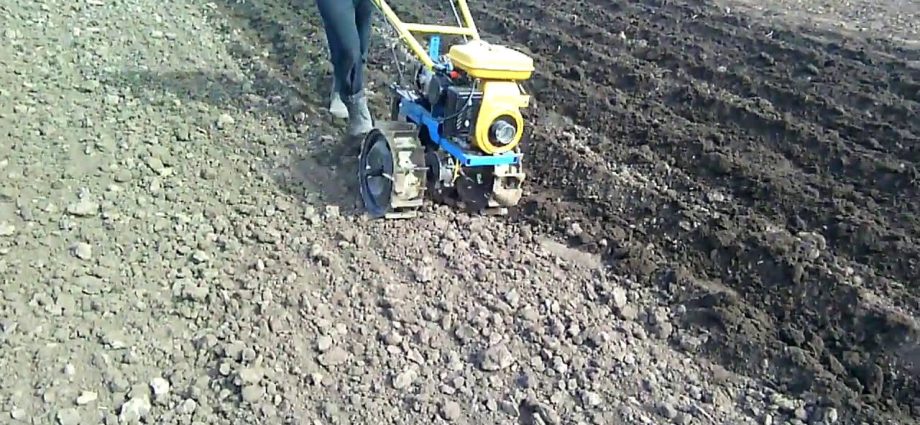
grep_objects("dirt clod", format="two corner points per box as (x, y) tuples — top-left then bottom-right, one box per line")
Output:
(479, 344), (514, 371)
(440, 400), (462, 421)
(71, 242), (92, 260)
(318, 346), (349, 367)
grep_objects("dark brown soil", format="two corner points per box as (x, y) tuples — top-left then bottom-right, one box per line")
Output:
(402, 0), (920, 423)
(225, 0), (919, 421)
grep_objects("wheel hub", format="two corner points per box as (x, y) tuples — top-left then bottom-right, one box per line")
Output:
(359, 130), (394, 218)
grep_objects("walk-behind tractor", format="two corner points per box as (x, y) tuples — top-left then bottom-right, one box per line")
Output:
(359, 0), (535, 218)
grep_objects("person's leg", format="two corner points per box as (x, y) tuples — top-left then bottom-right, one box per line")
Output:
(316, 0), (357, 90)
(316, 0), (351, 119)
(333, 0), (373, 137)
(354, 0), (373, 94)
(315, 0), (373, 136)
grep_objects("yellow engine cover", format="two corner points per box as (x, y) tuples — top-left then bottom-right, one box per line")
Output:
(448, 40), (534, 80)
(473, 80), (530, 154)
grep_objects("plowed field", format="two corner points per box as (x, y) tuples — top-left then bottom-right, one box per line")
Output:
(1, 0), (917, 423)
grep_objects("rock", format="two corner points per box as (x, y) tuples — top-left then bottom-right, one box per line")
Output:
(654, 321), (674, 340)
(174, 126), (192, 141)
(241, 347), (257, 362)
(499, 400), (519, 417)
(71, 242), (92, 260)
(393, 368), (416, 389)
(56, 408), (80, 425)
(118, 397), (151, 423)
(318, 346), (349, 367)
(446, 351), (463, 371)
(75, 391), (97, 405)
(381, 329), (403, 346)
(529, 400), (560, 425)
(199, 166), (216, 180)
(770, 393), (795, 412)
(150, 377), (170, 401)
(10, 408), (27, 420)
(241, 385), (264, 403)
(711, 390), (733, 413)
(479, 344), (514, 371)
(76, 275), (106, 295)
(238, 367), (262, 385)
(109, 375), (130, 393)
(179, 399), (198, 414)
(440, 400), (461, 421)
(146, 157), (167, 175)
(316, 335), (333, 352)
(413, 265), (434, 283)
(582, 391), (602, 407)
(619, 304), (639, 321)
(678, 334), (703, 352)
(706, 190), (726, 203)
(217, 113), (235, 129)
(182, 284), (208, 302)
(861, 364), (884, 398)
(567, 222), (583, 236)
(610, 287), (628, 309)
(66, 199), (98, 216)
(673, 412), (692, 424)
(191, 250), (209, 264)
(658, 402), (678, 419)
(114, 169), (132, 183)
(0, 222), (14, 236)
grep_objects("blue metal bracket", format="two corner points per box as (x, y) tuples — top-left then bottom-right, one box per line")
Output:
(399, 99), (521, 167)
(428, 35), (440, 61)
(427, 35), (454, 72)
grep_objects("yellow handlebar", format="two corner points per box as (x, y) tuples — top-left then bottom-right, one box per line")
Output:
(370, 0), (480, 70)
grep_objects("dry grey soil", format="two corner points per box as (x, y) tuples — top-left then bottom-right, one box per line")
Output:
(0, 0), (918, 424)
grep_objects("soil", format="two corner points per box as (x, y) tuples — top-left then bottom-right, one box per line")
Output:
(398, 0), (920, 421)
(0, 0), (918, 424)
(466, 0), (920, 421)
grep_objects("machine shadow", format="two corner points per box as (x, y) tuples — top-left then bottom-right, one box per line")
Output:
(105, 63), (366, 214)
(206, 0), (415, 216)
(107, 0), (382, 216)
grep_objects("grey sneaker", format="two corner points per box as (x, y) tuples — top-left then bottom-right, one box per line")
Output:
(328, 77), (348, 120)
(344, 92), (374, 137)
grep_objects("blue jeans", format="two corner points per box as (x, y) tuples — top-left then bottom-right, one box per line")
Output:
(316, 0), (373, 101)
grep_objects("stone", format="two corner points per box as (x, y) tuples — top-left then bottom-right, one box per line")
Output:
(241, 385), (264, 403)
(75, 391), (98, 405)
(480, 344), (514, 371)
(119, 397), (151, 423)
(56, 408), (80, 425)
(441, 400), (461, 421)
(318, 346), (349, 367)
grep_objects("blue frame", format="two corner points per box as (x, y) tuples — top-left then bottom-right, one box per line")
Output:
(392, 35), (521, 168)
(398, 99), (521, 167)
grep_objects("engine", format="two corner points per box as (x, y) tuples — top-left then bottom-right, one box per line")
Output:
(415, 66), (484, 145)
(441, 86), (483, 141)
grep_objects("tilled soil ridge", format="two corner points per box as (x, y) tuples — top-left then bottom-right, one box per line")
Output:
(448, 0), (920, 422)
